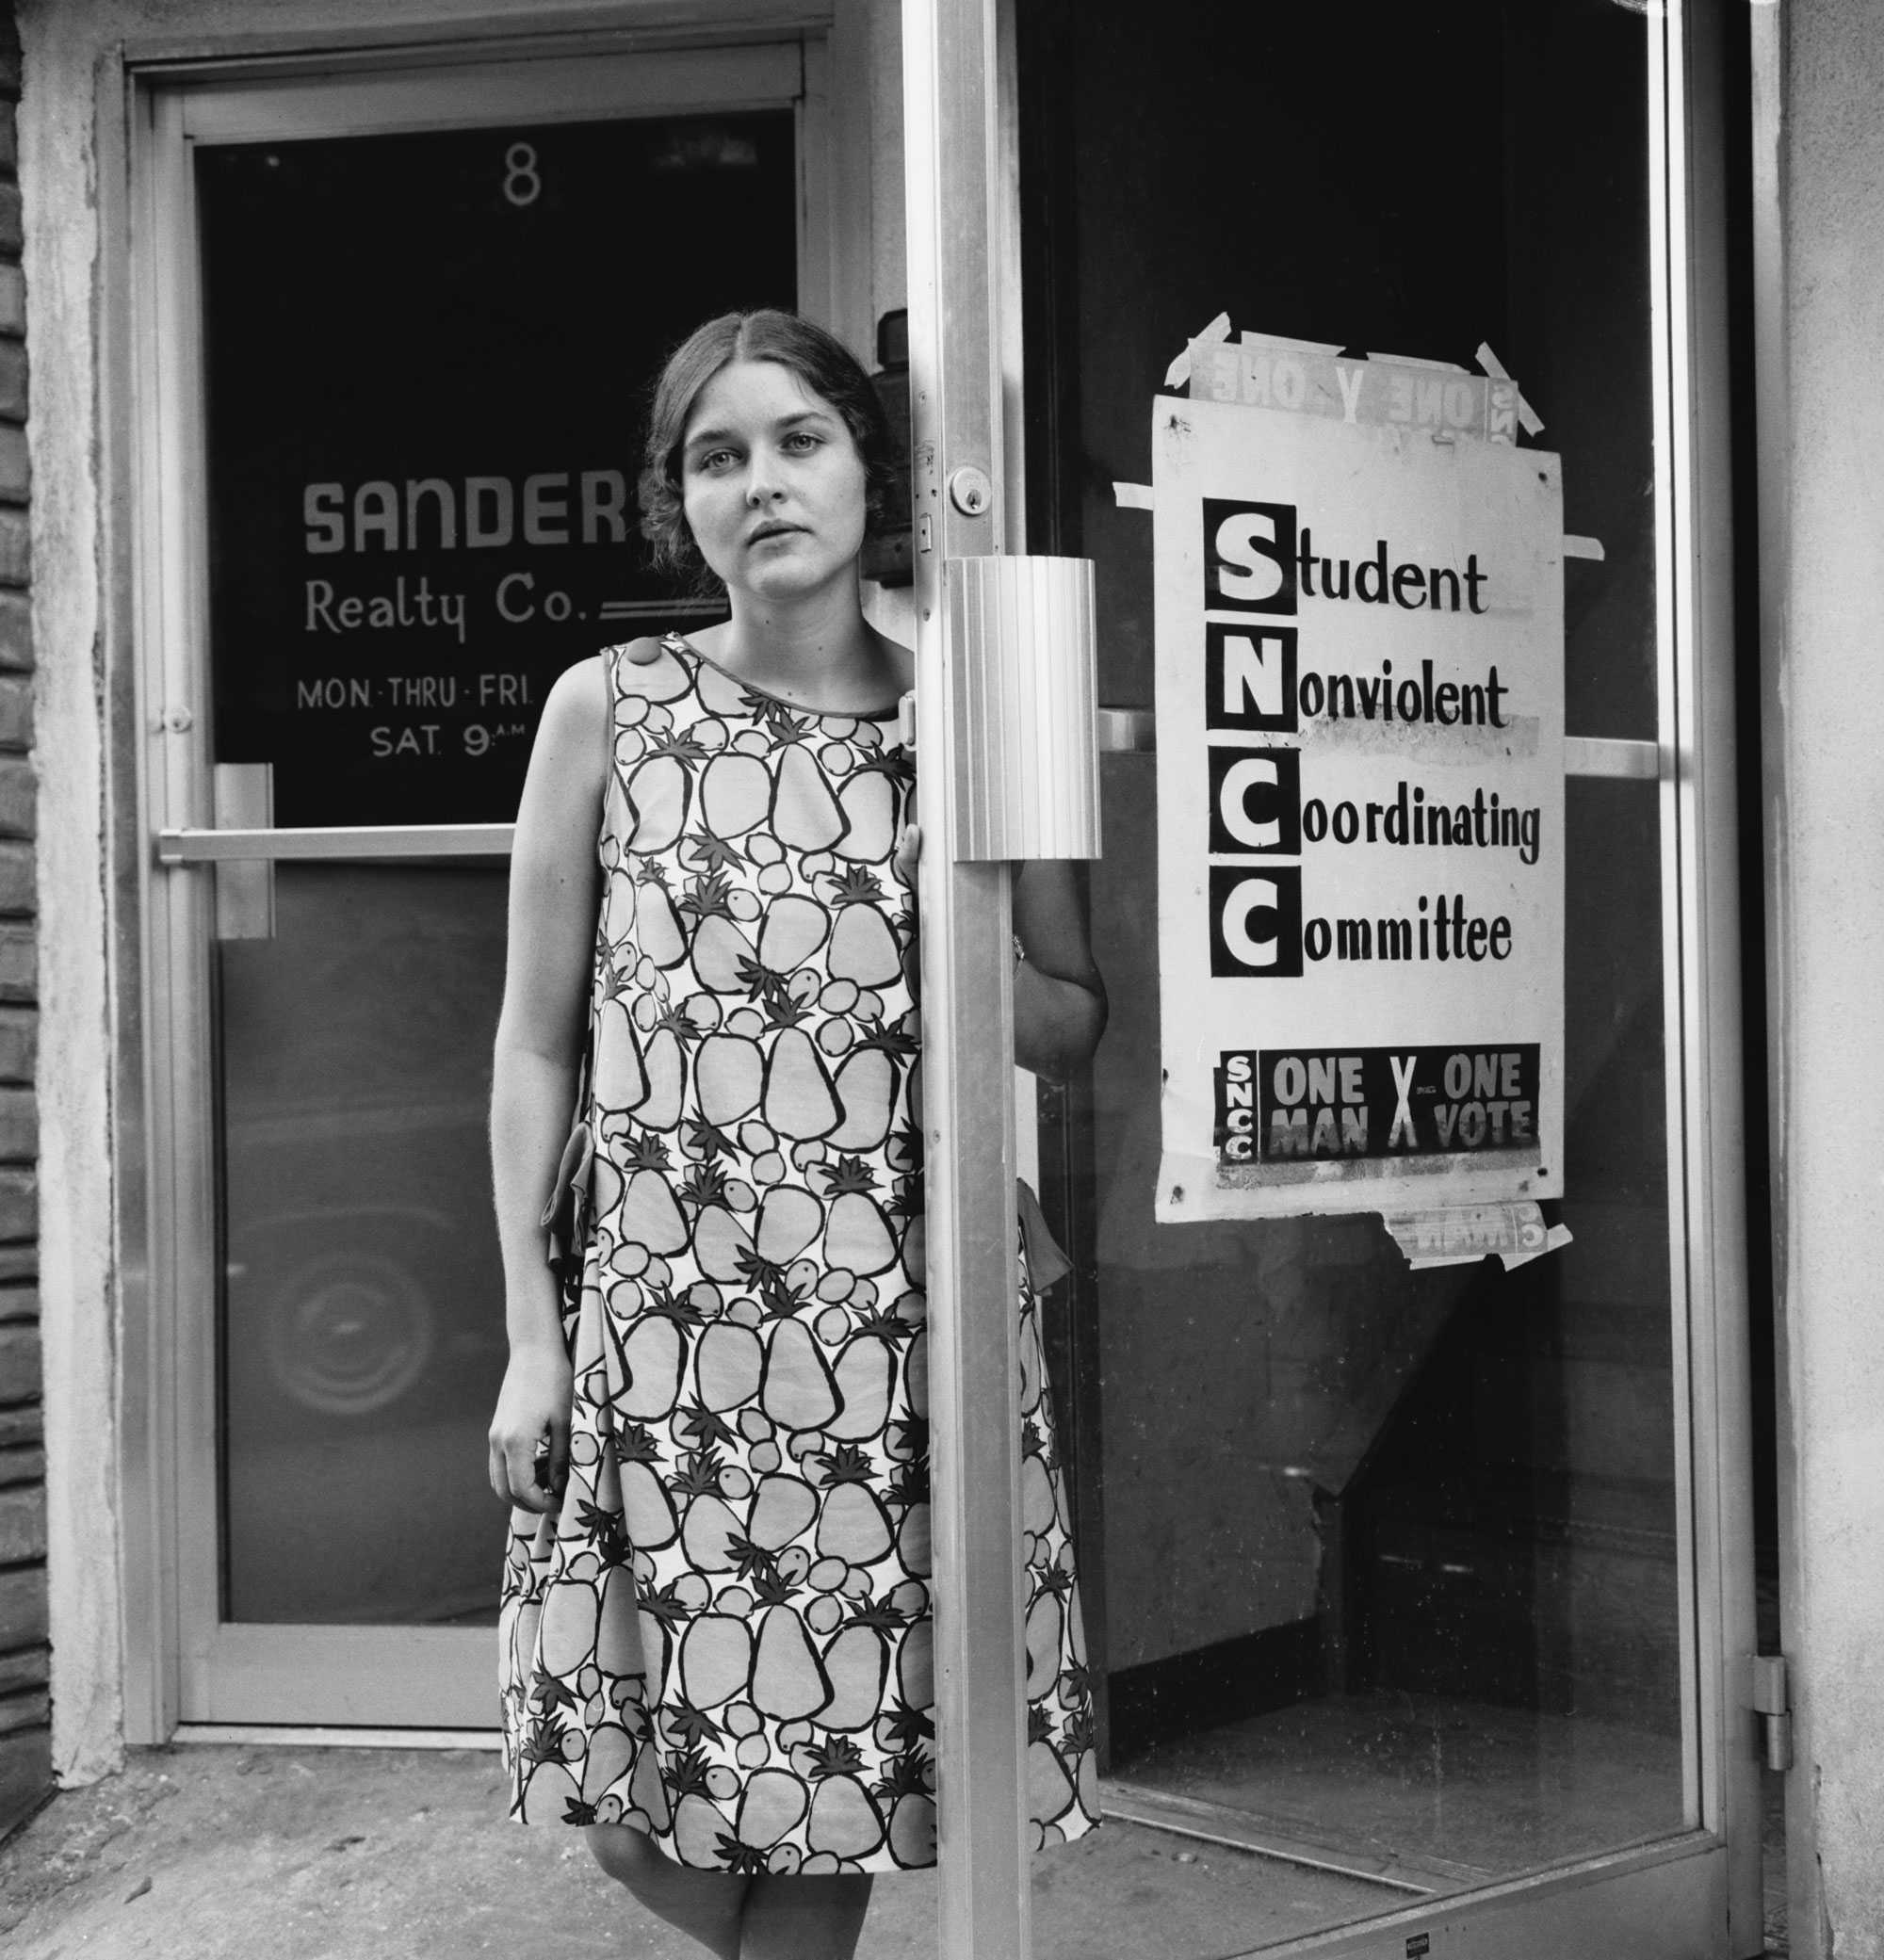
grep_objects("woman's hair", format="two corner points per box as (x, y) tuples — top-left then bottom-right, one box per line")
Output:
(638, 309), (897, 581)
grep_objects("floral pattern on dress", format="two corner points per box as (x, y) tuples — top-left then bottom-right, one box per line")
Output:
(498, 636), (1098, 1872)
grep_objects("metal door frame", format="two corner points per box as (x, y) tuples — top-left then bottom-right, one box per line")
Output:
(123, 26), (844, 1738)
(905, 0), (1762, 1953)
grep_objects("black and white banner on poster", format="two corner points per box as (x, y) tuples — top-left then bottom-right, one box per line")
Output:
(1150, 337), (1566, 1222)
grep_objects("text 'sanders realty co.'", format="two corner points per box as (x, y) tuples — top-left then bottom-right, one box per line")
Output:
(1153, 336), (1565, 1222)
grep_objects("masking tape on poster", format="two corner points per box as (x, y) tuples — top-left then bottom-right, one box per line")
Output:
(1381, 1200), (1572, 1272)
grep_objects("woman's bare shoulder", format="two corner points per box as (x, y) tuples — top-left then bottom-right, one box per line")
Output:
(611, 633), (698, 703)
(536, 653), (607, 744)
(548, 650), (608, 702)
(520, 656), (609, 825)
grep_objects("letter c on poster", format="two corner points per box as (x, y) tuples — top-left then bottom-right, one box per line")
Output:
(1222, 875), (1281, 966)
(1219, 755), (1282, 850)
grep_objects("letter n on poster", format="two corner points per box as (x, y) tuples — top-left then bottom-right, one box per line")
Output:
(1152, 381), (1565, 1221)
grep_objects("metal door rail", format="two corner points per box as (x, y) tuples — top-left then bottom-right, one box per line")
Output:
(157, 824), (515, 863)
(1095, 709), (1662, 779)
(156, 734), (1660, 865)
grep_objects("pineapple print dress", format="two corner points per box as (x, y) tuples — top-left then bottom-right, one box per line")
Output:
(498, 635), (1099, 1874)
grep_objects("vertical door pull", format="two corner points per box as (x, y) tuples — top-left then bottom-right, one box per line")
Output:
(945, 555), (1101, 862)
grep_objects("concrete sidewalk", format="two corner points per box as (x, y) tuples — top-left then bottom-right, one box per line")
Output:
(0, 1743), (715, 1960)
(0, 1743), (1381, 1959)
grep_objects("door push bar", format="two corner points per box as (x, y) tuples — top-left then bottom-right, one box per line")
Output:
(156, 822), (518, 864)
(1082, 718), (1662, 779)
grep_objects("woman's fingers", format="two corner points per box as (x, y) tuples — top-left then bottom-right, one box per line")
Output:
(505, 1432), (554, 1515)
(540, 1407), (572, 1500)
(893, 822), (921, 886)
(489, 1420), (560, 1513)
(488, 1346), (575, 1510)
(489, 1427), (530, 1510)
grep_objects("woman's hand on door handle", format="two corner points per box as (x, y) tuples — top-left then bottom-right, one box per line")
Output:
(1013, 860), (1107, 1083)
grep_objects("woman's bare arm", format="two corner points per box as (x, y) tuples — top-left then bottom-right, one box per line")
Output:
(486, 656), (607, 1512)
(1012, 859), (1107, 1082)
(891, 831), (1105, 1083)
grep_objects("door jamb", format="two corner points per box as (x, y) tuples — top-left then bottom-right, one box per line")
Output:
(1656, 1), (1763, 1947)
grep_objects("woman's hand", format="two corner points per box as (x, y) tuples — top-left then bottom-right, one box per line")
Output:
(895, 832), (1102, 1077)
(893, 821), (921, 889)
(487, 1339), (575, 1513)
(1013, 861), (1107, 1080)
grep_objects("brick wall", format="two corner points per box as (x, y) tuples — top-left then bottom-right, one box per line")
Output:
(0, 0), (46, 1842)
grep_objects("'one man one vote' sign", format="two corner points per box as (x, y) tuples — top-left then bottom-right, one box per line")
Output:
(1152, 344), (1565, 1222)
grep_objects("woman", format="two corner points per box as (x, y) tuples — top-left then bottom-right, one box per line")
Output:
(488, 310), (1105, 1960)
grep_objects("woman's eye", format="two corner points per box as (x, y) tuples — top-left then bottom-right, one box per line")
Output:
(696, 449), (737, 473)
(784, 430), (820, 453)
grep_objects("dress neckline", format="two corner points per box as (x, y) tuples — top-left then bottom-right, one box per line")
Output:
(659, 632), (905, 723)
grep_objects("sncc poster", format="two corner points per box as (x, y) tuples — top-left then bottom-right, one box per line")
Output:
(1152, 348), (1565, 1223)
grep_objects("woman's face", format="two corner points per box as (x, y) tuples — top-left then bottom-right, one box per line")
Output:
(679, 359), (869, 607)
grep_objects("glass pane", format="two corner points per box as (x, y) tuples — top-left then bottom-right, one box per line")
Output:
(1017, 0), (1681, 1948)
(200, 113), (800, 1627)
(197, 113), (797, 826)
(220, 864), (507, 1624)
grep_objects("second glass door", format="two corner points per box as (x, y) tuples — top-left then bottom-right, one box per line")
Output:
(1000, 0), (1758, 1952)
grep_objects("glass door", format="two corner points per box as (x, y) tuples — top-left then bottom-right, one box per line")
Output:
(907, 0), (1760, 1954)
(138, 44), (825, 1726)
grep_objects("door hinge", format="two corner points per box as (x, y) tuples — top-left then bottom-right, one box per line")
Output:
(1752, 1654), (1793, 1772)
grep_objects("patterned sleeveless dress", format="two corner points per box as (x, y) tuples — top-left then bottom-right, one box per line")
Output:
(498, 636), (1098, 1873)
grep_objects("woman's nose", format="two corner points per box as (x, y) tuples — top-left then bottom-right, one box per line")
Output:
(745, 447), (787, 506)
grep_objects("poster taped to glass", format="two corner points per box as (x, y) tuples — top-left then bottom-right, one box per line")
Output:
(1149, 331), (1566, 1222)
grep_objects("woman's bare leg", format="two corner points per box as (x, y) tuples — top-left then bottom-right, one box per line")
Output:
(584, 1824), (749, 1959)
(739, 1872), (873, 1960)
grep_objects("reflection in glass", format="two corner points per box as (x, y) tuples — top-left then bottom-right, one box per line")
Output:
(1015, 0), (1680, 1949)
(219, 865), (508, 1624)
